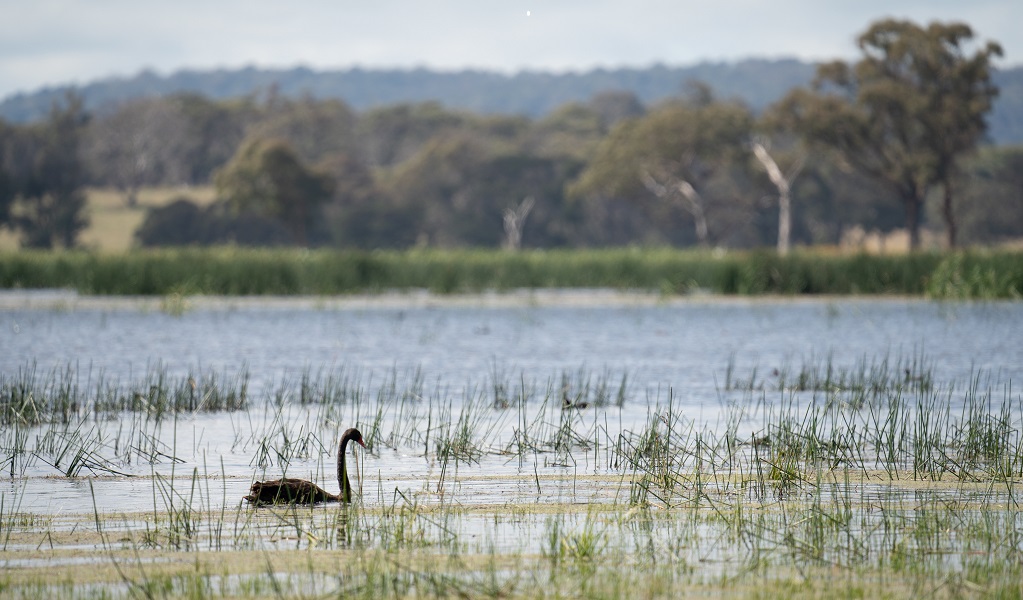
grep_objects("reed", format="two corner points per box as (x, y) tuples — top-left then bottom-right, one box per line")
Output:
(4, 356), (1021, 486)
(0, 363), (249, 427)
(1, 352), (1022, 598)
(2, 247), (1021, 297)
(927, 251), (1023, 299)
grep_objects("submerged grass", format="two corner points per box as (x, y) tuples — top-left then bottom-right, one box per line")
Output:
(2, 476), (1022, 599)
(0, 362), (248, 426)
(1, 354), (1022, 598)
(1, 247), (1021, 298)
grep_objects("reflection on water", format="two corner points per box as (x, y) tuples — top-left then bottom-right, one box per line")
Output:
(2, 292), (1022, 514)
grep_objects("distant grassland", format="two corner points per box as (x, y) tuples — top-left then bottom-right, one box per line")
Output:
(1, 247), (1021, 298)
(0, 186), (216, 252)
(77, 186), (217, 252)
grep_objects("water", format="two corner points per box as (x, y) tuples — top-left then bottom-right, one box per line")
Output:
(5, 291), (1021, 390)
(2, 290), (1022, 514)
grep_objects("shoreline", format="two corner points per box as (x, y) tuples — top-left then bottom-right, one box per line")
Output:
(0, 287), (938, 311)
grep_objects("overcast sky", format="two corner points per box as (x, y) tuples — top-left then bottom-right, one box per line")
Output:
(1, 1), (1019, 100)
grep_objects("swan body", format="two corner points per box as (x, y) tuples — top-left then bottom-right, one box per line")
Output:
(245, 427), (366, 504)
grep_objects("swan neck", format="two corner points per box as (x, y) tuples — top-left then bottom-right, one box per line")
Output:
(338, 436), (352, 502)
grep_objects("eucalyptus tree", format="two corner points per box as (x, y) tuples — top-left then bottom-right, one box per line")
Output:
(750, 137), (804, 255)
(771, 19), (1001, 249)
(953, 146), (1023, 244)
(588, 90), (646, 129)
(3, 95), (90, 248)
(355, 102), (474, 167)
(524, 103), (604, 161)
(570, 88), (754, 247)
(84, 97), (192, 206)
(0, 120), (16, 227)
(214, 138), (335, 245)
(244, 97), (358, 166)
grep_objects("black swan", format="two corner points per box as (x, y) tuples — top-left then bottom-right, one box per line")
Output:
(245, 427), (366, 504)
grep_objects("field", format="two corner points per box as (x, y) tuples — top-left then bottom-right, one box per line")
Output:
(0, 186), (216, 253)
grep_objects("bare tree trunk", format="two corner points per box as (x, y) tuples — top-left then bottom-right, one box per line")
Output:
(752, 142), (803, 256)
(778, 193), (790, 255)
(676, 180), (709, 247)
(640, 170), (709, 247)
(502, 196), (535, 250)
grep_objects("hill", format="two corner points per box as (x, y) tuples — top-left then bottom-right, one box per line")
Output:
(3, 60), (1023, 144)
(2, 60), (815, 119)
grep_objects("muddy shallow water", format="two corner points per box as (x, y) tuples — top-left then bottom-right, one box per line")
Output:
(2, 290), (1022, 515)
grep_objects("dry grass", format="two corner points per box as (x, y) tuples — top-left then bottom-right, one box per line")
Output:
(0, 186), (215, 253)
(80, 186), (216, 253)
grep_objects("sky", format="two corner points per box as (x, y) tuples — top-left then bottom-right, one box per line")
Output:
(1, 1), (1020, 100)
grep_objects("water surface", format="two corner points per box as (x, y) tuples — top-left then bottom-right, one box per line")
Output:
(2, 291), (1021, 514)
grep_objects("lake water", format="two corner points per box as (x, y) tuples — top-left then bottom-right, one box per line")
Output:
(2, 290), (1022, 515)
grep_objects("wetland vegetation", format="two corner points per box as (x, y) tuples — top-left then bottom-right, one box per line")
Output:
(1, 247), (1022, 298)
(1, 350), (1021, 598)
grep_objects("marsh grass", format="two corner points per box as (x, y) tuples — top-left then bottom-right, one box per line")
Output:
(0, 363), (249, 427)
(928, 251), (1023, 299)
(3, 482), (1023, 598)
(3, 247), (1022, 297)
(1, 355), (1022, 598)
(544, 510), (608, 566)
(725, 350), (934, 399)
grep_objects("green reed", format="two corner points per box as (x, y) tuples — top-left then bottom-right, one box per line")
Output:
(610, 375), (1023, 517)
(2, 351), (1023, 598)
(725, 350), (934, 399)
(3, 355), (1020, 490)
(3, 247), (1022, 297)
(0, 363), (249, 426)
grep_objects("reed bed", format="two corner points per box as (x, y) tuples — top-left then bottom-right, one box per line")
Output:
(2, 247), (1022, 298)
(1, 357), (1020, 482)
(0, 362), (249, 427)
(1, 355), (1021, 598)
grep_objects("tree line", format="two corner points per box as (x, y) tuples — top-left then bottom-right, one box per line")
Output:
(1, 19), (1020, 252)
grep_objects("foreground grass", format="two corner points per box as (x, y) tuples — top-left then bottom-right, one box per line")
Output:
(1, 247), (1021, 298)
(1, 473), (1021, 599)
(2, 348), (1022, 598)
(2, 355), (1023, 597)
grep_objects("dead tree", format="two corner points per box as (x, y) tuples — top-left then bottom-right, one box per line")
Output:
(751, 140), (804, 256)
(502, 195), (535, 250)
(640, 169), (709, 247)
